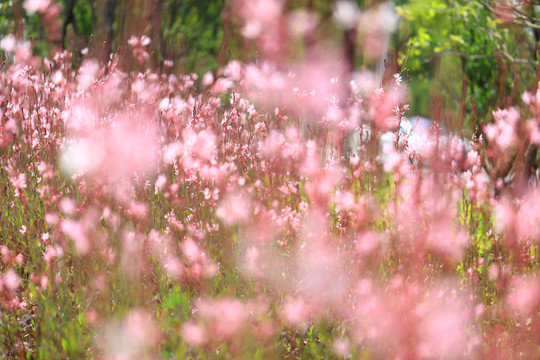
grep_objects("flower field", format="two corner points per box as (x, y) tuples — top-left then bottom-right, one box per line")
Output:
(1, 0), (540, 359)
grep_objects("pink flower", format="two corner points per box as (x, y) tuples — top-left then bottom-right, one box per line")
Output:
(333, 1), (360, 30)
(128, 36), (151, 64)
(2, 269), (20, 292)
(60, 112), (159, 182)
(23, 0), (50, 14)
(59, 198), (77, 215)
(10, 173), (27, 189)
(181, 322), (206, 346)
(417, 285), (474, 359)
(44, 245), (63, 264)
(216, 192), (252, 225)
(369, 88), (402, 132)
(282, 297), (311, 327)
(77, 60), (99, 91)
(526, 118), (540, 145)
(356, 232), (379, 255)
(0, 35), (16, 53)
(484, 107), (520, 152)
(61, 220), (89, 255)
(101, 309), (160, 358)
(181, 237), (202, 262)
(332, 338), (350, 357)
(235, 0), (284, 39)
(507, 276), (540, 318)
(195, 298), (250, 342)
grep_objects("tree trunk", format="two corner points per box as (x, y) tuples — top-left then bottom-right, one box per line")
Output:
(61, 0), (77, 49)
(149, 0), (166, 67)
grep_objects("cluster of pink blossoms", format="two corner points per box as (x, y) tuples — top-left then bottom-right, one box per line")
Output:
(0, 1), (540, 358)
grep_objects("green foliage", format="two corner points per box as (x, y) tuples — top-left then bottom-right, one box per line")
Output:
(397, 0), (538, 125)
(162, 0), (226, 71)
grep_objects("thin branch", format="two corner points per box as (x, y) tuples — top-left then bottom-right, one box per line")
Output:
(479, 0), (540, 30)
(421, 50), (539, 65)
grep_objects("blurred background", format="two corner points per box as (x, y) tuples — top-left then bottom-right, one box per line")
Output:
(1, 0), (539, 130)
